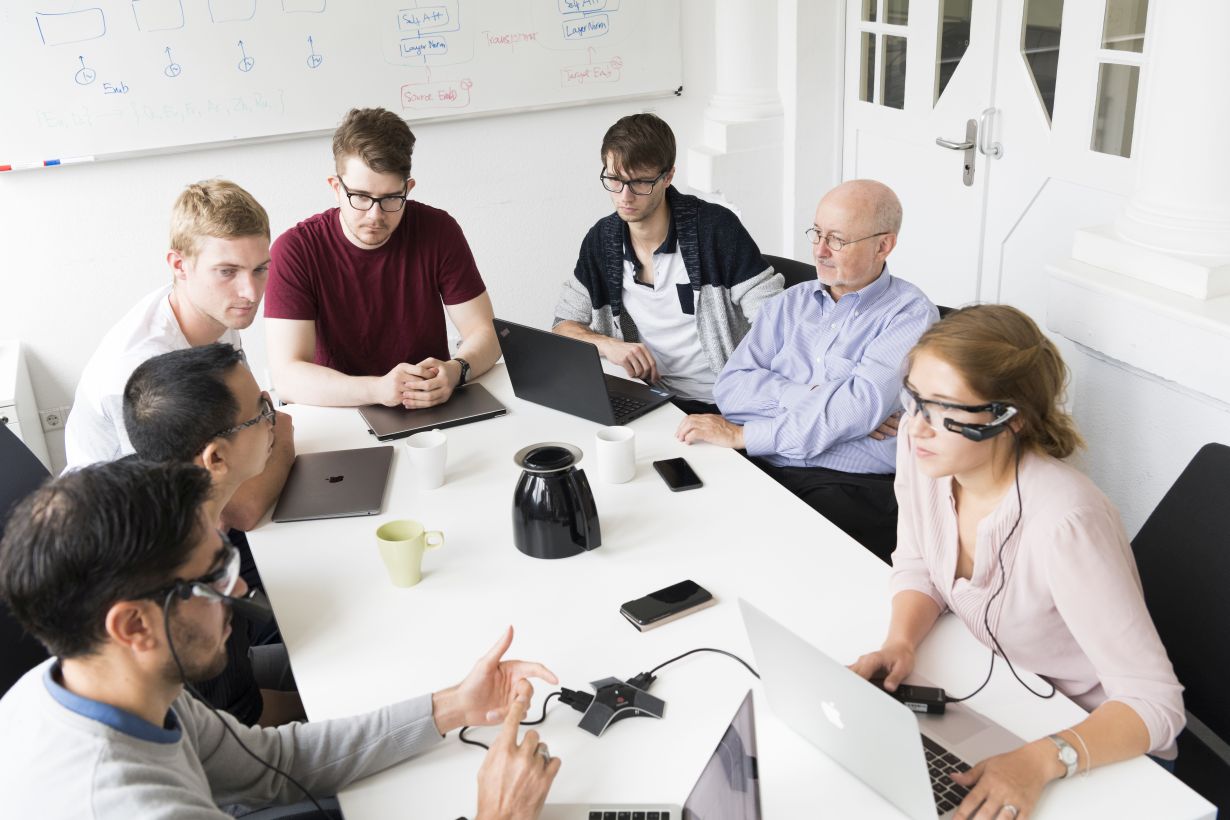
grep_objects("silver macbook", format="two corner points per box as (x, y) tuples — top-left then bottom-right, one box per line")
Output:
(357, 383), (507, 442)
(739, 599), (1021, 820)
(540, 689), (762, 820)
(271, 446), (393, 523)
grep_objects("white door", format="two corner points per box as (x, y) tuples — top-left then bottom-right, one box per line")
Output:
(843, 0), (1150, 313)
(842, 0), (998, 308)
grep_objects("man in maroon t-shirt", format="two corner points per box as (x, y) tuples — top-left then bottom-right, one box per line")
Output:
(265, 107), (499, 408)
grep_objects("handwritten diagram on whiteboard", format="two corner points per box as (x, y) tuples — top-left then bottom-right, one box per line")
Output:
(0, 0), (681, 168)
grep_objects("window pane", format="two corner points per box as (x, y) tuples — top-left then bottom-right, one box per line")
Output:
(886, 0), (909, 25)
(936, 0), (972, 103)
(862, 0), (877, 23)
(883, 35), (907, 109)
(1102, 0), (1148, 53)
(1022, 0), (1064, 123)
(1091, 62), (1139, 156)
(860, 32), (877, 103)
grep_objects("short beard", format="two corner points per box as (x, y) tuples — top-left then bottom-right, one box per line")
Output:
(162, 613), (230, 686)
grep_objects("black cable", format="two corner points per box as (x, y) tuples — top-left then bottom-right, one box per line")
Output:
(647, 647), (760, 680)
(163, 589), (331, 819)
(458, 690), (562, 751)
(945, 435), (1056, 704)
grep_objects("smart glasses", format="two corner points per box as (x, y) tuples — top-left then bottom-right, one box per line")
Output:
(900, 382), (1018, 442)
(135, 530), (242, 605)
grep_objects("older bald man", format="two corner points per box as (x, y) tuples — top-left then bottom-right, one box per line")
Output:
(675, 180), (938, 561)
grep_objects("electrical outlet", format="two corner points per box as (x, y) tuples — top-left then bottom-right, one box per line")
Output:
(40, 406), (70, 433)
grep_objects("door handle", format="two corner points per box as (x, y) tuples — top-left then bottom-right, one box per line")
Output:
(978, 107), (1004, 158)
(935, 119), (977, 186)
(935, 137), (975, 150)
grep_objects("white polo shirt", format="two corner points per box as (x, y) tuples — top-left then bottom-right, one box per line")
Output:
(619, 227), (714, 402)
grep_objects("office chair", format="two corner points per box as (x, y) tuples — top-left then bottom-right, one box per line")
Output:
(762, 254), (815, 289)
(0, 424), (53, 695)
(1132, 442), (1230, 813)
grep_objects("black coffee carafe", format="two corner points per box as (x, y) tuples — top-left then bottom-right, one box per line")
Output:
(511, 442), (601, 559)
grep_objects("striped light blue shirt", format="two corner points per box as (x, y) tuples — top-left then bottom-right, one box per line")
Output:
(714, 266), (937, 473)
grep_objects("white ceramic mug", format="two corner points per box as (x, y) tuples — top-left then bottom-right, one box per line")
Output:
(376, 519), (445, 587)
(405, 429), (447, 489)
(595, 426), (636, 484)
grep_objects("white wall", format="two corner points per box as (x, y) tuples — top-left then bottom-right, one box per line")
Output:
(0, 1), (719, 474)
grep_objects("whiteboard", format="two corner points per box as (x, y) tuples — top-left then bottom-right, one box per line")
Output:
(0, 0), (681, 169)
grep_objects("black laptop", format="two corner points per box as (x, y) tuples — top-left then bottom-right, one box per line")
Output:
(357, 383), (507, 442)
(494, 318), (672, 425)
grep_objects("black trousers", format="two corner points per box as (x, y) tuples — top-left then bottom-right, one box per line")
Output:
(749, 457), (898, 563)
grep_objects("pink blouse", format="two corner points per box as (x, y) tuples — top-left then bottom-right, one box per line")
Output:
(889, 430), (1185, 756)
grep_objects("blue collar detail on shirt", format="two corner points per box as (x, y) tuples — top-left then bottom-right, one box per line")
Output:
(620, 210), (679, 271)
(44, 661), (182, 744)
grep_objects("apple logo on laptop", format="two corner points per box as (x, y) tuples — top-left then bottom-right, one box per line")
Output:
(326, 475), (344, 484)
(821, 700), (845, 729)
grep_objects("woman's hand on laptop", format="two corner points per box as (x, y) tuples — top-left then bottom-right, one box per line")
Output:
(948, 744), (1055, 820)
(848, 640), (917, 691)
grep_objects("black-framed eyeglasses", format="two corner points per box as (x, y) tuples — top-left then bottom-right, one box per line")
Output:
(599, 168), (669, 196)
(804, 227), (889, 252)
(213, 393), (276, 440)
(134, 530), (242, 605)
(337, 175), (408, 212)
(900, 382), (1017, 435)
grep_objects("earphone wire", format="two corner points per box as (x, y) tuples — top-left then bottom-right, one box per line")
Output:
(945, 433), (1056, 703)
(162, 589), (331, 819)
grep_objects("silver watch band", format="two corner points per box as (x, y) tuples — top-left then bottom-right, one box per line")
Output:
(1047, 733), (1079, 779)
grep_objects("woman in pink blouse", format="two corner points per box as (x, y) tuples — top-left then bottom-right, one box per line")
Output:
(851, 305), (1183, 820)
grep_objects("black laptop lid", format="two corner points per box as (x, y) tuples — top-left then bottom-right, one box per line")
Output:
(494, 318), (618, 425)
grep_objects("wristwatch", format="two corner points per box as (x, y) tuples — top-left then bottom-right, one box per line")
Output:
(1047, 734), (1079, 779)
(451, 357), (470, 387)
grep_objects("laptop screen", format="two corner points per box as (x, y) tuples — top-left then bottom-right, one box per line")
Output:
(682, 690), (762, 820)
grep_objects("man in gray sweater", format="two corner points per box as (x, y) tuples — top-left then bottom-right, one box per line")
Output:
(0, 459), (560, 819)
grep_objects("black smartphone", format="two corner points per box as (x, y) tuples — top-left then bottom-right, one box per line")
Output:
(620, 579), (716, 631)
(652, 457), (703, 491)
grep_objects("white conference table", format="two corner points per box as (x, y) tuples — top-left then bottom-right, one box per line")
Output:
(248, 365), (1214, 819)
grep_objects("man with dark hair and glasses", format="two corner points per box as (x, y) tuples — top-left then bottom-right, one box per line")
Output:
(124, 342), (303, 727)
(265, 106), (500, 409)
(552, 113), (783, 413)
(677, 180), (938, 562)
(63, 178), (295, 536)
(0, 459), (560, 819)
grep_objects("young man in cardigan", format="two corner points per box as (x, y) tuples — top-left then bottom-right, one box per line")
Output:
(552, 113), (783, 414)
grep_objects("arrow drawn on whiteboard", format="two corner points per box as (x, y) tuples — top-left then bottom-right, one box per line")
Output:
(164, 45), (183, 78)
(306, 35), (323, 69)
(237, 40), (255, 72)
(75, 55), (97, 86)
(587, 46), (596, 63)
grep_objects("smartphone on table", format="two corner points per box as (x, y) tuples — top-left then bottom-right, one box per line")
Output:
(652, 457), (703, 491)
(620, 579), (715, 631)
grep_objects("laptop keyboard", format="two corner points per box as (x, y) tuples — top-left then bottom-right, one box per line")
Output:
(923, 735), (972, 814)
(587, 813), (669, 820)
(608, 393), (649, 423)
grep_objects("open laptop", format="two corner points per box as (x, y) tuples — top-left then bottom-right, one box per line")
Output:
(494, 318), (672, 425)
(739, 600), (1022, 820)
(357, 383), (507, 441)
(271, 446), (393, 523)
(541, 689), (762, 820)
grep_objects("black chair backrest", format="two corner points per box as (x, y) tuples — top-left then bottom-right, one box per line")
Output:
(1132, 443), (1230, 740)
(0, 425), (52, 694)
(762, 254), (815, 289)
